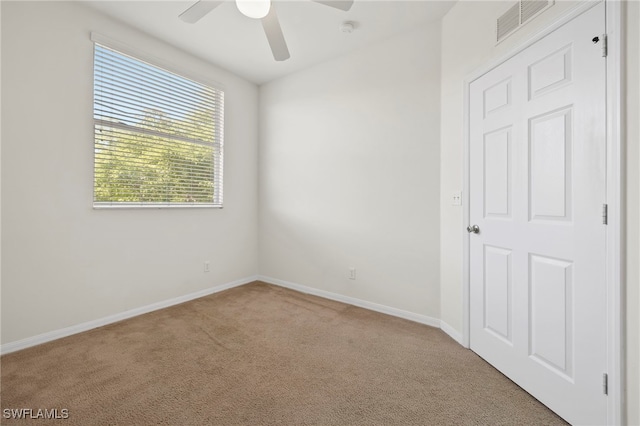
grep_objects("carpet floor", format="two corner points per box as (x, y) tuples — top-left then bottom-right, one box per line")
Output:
(1, 281), (566, 425)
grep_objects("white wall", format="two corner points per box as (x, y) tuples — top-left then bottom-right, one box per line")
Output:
(258, 23), (442, 320)
(627, 1), (640, 421)
(439, 1), (640, 423)
(1, 1), (259, 344)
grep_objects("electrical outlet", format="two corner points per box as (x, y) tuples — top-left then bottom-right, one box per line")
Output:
(204, 261), (210, 272)
(348, 267), (356, 280)
(452, 191), (462, 206)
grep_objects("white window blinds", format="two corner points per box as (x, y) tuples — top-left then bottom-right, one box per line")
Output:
(93, 42), (224, 207)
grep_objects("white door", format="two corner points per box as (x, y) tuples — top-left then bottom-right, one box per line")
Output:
(469, 3), (607, 425)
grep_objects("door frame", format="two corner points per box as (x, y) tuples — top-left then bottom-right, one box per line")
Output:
(461, 1), (624, 423)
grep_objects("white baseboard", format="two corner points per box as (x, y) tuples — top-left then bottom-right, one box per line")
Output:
(439, 320), (463, 344)
(1, 275), (259, 355)
(2, 275), (465, 355)
(258, 275), (442, 329)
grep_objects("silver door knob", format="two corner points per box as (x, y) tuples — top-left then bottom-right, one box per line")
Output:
(467, 224), (480, 234)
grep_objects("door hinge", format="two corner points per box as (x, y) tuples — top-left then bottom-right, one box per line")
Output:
(603, 373), (609, 395)
(602, 33), (608, 57)
(602, 203), (608, 225)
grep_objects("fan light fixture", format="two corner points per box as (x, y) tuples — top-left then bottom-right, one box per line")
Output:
(179, 0), (354, 61)
(236, 0), (271, 19)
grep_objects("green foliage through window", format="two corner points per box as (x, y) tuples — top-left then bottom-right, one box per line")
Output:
(93, 43), (224, 207)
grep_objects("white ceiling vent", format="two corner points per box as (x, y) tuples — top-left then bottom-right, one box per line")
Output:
(496, 0), (554, 43)
(497, 3), (520, 42)
(521, 0), (551, 23)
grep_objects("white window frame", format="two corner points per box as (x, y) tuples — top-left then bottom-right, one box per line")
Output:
(91, 33), (225, 209)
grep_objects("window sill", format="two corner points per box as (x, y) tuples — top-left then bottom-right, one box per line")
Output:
(93, 203), (223, 209)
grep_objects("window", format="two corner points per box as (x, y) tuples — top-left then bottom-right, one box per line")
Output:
(93, 41), (224, 207)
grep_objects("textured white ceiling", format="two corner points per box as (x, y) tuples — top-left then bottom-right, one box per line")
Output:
(83, 1), (454, 84)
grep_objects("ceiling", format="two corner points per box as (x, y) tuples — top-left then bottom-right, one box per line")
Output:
(83, 1), (455, 85)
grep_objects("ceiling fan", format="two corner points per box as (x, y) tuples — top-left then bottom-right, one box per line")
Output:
(179, 0), (354, 61)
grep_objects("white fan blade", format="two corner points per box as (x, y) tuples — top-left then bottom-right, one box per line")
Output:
(261, 7), (290, 61)
(311, 0), (354, 11)
(179, 0), (224, 24)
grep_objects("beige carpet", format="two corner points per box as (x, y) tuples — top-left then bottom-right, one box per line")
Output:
(1, 281), (566, 425)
